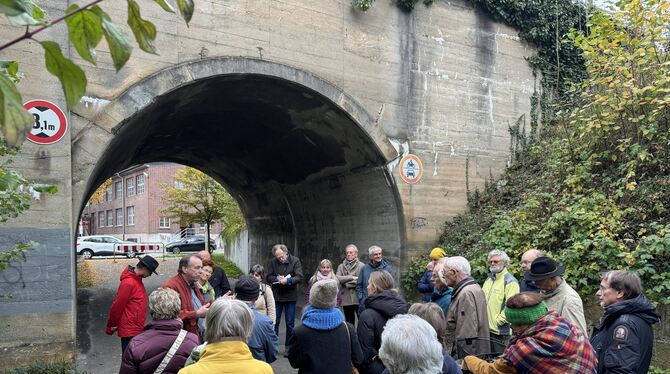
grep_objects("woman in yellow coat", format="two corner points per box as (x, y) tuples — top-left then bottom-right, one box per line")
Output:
(179, 299), (273, 374)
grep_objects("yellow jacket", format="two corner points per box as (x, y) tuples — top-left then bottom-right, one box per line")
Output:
(179, 340), (273, 374)
(482, 268), (520, 335)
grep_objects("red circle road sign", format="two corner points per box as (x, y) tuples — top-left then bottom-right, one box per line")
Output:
(23, 100), (68, 145)
(399, 154), (423, 184)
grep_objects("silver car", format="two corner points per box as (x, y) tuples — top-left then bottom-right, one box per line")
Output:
(76, 235), (136, 259)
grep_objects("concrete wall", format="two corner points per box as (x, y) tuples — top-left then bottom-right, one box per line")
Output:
(0, 0), (535, 365)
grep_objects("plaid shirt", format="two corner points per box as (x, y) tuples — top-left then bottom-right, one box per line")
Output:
(504, 311), (597, 373)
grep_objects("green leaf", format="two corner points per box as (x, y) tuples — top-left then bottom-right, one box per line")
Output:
(176, 0), (194, 26)
(0, 0), (28, 17)
(31, 183), (58, 193)
(7, 0), (46, 26)
(127, 0), (158, 55)
(0, 60), (20, 80)
(40, 41), (87, 109)
(65, 4), (103, 64)
(91, 6), (133, 72)
(153, 0), (175, 13)
(0, 73), (32, 147)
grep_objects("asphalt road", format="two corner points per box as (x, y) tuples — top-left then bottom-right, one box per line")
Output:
(76, 255), (298, 373)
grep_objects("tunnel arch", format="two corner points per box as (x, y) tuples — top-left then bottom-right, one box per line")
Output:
(73, 57), (405, 274)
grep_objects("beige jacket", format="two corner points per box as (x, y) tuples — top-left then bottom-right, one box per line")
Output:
(335, 259), (365, 306)
(543, 280), (588, 336)
(445, 278), (490, 357)
(253, 283), (276, 325)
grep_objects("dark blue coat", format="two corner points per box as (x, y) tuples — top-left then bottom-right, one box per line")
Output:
(590, 294), (660, 374)
(417, 270), (434, 302)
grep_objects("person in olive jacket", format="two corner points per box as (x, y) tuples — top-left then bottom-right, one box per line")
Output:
(357, 270), (408, 374)
(266, 243), (303, 349)
(591, 270), (660, 374)
(120, 288), (199, 374)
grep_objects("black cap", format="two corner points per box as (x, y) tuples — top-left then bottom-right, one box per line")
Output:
(524, 256), (564, 282)
(138, 255), (159, 275)
(235, 275), (260, 302)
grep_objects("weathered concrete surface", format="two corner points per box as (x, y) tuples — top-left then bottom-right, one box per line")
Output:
(0, 0), (536, 365)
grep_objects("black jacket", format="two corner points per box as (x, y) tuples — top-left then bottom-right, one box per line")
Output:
(590, 294), (661, 374)
(266, 254), (303, 302)
(288, 322), (364, 374)
(357, 290), (408, 374)
(210, 266), (231, 298)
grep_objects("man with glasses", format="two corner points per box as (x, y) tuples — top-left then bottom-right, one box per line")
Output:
(266, 243), (303, 355)
(440, 256), (490, 357)
(162, 255), (209, 338)
(482, 250), (519, 344)
(591, 270), (660, 374)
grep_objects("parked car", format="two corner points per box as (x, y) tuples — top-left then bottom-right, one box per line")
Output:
(165, 235), (215, 254)
(76, 235), (136, 259)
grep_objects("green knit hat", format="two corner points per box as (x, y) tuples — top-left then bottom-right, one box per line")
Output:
(504, 301), (548, 325)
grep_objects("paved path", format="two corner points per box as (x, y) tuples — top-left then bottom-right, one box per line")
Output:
(76, 255), (298, 373)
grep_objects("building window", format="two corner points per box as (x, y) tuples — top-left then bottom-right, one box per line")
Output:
(159, 216), (171, 229)
(106, 186), (113, 201)
(99, 212), (105, 227)
(126, 177), (135, 197)
(116, 208), (123, 226)
(127, 206), (135, 226)
(136, 174), (145, 194)
(106, 210), (113, 227)
(115, 181), (122, 200)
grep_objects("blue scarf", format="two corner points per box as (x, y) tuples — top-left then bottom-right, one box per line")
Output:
(301, 305), (344, 330)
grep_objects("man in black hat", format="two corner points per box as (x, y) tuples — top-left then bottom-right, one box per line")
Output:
(235, 275), (279, 363)
(106, 255), (159, 354)
(524, 256), (588, 335)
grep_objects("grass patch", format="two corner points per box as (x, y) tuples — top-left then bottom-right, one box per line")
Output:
(76, 259), (101, 288)
(212, 254), (244, 278)
(4, 361), (88, 374)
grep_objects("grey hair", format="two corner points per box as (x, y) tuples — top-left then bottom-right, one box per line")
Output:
(249, 264), (265, 277)
(318, 259), (333, 270)
(178, 255), (199, 274)
(445, 256), (471, 275)
(408, 303), (446, 347)
(205, 298), (254, 343)
(602, 270), (643, 300)
(379, 314), (443, 374)
(345, 244), (358, 253)
(148, 288), (181, 320)
(368, 245), (383, 257)
(272, 244), (288, 255)
(488, 250), (510, 265)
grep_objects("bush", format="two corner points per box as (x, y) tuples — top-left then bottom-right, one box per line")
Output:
(400, 254), (430, 301)
(211, 254), (244, 278)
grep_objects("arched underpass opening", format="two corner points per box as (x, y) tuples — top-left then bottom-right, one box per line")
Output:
(79, 72), (405, 278)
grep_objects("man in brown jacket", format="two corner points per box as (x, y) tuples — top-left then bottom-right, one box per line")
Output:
(335, 244), (365, 324)
(440, 256), (490, 357)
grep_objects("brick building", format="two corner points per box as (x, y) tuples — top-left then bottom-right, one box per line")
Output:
(81, 163), (222, 244)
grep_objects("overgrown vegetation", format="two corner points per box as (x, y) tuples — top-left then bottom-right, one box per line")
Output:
(212, 253), (244, 278)
(403, 0), (670, 306)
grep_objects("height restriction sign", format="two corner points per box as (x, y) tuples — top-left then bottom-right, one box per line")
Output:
(23, 100), (68, 145)
(399, 154), (423, 184)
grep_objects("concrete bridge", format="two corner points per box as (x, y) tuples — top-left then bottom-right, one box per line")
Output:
(0, 0), (534, 365)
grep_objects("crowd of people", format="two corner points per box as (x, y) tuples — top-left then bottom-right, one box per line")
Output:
(104, 244), (661, 374)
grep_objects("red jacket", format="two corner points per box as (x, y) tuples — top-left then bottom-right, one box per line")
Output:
(162, 274), (205, 336)
(106, 266), (147, 337)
